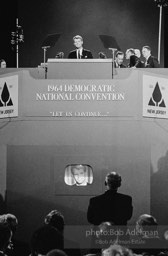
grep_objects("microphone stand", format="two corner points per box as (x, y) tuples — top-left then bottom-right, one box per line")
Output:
(11, 18), (24, 68)
(42, 46), (50, 79)
(109, 48), (117, 79)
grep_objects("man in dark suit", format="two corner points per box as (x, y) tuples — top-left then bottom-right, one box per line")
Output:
(142, 45), (160, 68)
(114, 51), (126, 68)
(87, 172), (133, 226)
(68, 35), (93, 59)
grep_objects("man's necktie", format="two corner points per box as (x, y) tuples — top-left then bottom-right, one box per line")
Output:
(77, 50), (80, 59)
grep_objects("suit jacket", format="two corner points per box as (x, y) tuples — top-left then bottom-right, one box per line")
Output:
(114, 61), (126, 68)
(87, 190), (133, 225)
(68, 49), (93, 59)
(146, 55), (160, 68)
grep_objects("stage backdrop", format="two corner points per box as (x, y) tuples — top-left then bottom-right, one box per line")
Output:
(15, 0), (164, 67)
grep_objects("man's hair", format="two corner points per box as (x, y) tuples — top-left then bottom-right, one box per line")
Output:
(73, 35), (83, 41)
(116, 51), (124, 57)
(126, 48), (135, 55)
(142, 45), (151, 52)
(44, 210), (64, 232)
(0, 223), (11, 251)
(105, 172), (122, 190)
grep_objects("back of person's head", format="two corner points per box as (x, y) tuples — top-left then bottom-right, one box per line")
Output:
(97, 222), (118, 244)
(0, 213), (18, 235)
(0, 223), (12, 252)
(136, 214), (158, 233)
(44, 210), (65, 233)
(31, 225), (64, 255)
(46, 249), (68, 256)
(73, 35), (83, 41)
(105, 172), (122, 190)
(102, 244), (133, 256)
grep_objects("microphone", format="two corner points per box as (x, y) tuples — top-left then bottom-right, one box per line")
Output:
(98, 52), (107, 59)
(55, 52), (64, 58)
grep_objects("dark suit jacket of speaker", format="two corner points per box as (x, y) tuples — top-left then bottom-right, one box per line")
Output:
(68, 49), (93, 59)
(87, 190), (133, 225)
(146, 55), (160, 68)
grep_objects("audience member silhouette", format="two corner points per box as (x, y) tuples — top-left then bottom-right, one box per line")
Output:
(0, 223), (12, 256)
(133, 214), (164, 255)
(87, 171), (133, 225)
(30, 225), (64, 256)
(44, 209), (81, 256)
(0, 213), (30, 256)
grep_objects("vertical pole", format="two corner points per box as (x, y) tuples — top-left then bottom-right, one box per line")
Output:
(158, 5), (162, 64)
(16, 18), (19, 68)
(44, 48), (46, 64)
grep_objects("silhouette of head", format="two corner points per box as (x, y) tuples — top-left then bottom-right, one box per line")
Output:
(0, 213), (18, 235)
(105, 172), (122, 190)
(136, 214), (158, 235)
(47, 249), (68, 256)
(44, 210), (65, 233)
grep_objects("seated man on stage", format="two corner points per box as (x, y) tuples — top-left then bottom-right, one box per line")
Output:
(114, 51), (126, 68)
(142, 45), (160, 68)
(68, 35), (93, 59)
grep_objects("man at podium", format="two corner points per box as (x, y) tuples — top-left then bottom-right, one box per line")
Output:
(68, 35), (93, 59)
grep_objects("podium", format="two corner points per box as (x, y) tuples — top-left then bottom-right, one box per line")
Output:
(46, 59), (131, 79)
